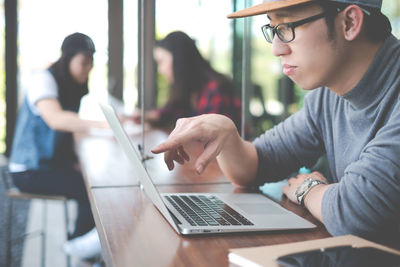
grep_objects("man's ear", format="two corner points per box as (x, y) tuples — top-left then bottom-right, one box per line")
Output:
(340, 5), (365, 41)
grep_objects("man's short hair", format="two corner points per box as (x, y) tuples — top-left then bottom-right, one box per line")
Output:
(318, 1), (392, 42)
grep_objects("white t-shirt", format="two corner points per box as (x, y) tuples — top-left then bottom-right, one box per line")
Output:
(26, 70), (58, 115)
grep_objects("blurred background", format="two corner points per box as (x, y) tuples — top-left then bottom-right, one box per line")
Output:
(0, 0), (399, 153)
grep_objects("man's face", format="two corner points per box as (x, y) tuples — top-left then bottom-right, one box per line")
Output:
(267, 4), (345, 90)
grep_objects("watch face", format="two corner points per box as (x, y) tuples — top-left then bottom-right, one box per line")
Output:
(296, 178), (326, 205)
(296, 178), (313, 205)
(297, 178), (312, 195)
(298, 182), (310, 193)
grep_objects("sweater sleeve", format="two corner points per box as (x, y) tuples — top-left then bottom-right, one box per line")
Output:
(252, 89), (326, 184)
(322, 103), (400, 241)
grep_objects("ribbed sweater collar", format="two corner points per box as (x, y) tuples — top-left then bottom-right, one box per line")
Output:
(341, 35), (400, 110)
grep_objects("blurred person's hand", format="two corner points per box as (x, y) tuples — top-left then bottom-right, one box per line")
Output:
(130, 109), (161, 124)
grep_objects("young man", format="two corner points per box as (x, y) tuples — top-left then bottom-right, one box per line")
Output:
(152, 0), (400, 243)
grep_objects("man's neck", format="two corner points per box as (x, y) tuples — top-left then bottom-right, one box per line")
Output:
(328, 39), (383, 96)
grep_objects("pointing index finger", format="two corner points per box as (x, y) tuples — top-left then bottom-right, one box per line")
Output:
(151, 134), (186, 154)
(152, 118), (200, 154)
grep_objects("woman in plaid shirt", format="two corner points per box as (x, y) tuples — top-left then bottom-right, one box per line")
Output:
(134, 31), (242, 131)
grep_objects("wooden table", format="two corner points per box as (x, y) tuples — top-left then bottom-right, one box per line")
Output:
(75, 129), (331, 267)
(89, 184), (329, 267)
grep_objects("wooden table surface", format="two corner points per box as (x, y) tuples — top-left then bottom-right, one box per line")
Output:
(89, 184), (330, 267)
(76, 128), (331, 267)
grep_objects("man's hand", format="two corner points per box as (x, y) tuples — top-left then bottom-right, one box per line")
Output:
(151, 114), (238, 174)
(282, 171), (328, 204)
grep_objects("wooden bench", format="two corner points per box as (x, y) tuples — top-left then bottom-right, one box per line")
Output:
(1, 166), (71, 267)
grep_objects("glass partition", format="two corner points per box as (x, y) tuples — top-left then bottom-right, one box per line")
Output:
(153, 0), (233, 108)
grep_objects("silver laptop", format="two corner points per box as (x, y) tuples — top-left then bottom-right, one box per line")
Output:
(99, 103), (316, 235)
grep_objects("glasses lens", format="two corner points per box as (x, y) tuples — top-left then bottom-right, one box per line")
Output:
(262, 24), (294, 43)
(262, 25), (274, 43)
(276, 24), (294, 43)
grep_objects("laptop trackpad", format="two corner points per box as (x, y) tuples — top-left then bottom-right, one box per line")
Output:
(235, 203), (287, 215)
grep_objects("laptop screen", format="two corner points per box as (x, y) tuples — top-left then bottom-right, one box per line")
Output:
(99, 103), (180, 233)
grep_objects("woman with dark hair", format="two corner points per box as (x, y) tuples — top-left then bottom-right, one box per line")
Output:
(8, 32), (106, 259)
(134, 31), (242, 130)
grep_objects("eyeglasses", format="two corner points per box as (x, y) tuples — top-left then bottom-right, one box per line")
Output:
(261, 12), (327, 43)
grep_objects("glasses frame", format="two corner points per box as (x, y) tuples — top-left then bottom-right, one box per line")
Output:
(260, 5), (369, 44)
(261, 12), (327, 44)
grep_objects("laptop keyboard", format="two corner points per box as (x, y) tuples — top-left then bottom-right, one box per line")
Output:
(165, 195), (254, 226)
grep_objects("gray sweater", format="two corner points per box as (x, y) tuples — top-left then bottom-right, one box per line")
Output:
(253, 34), (400, 241)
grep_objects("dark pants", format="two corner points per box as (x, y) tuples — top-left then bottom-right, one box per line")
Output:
(11, 169), (94, 239)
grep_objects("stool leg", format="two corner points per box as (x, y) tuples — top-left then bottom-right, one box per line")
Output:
(6, 198), (13, 267)
(41, 200), (47, 267)
(63, 201), (71, 267)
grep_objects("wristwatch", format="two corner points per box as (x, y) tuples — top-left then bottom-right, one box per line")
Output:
(295, 178), (327, 206)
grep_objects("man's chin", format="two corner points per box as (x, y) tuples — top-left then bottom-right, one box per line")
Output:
(290, 78), (321, 91)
